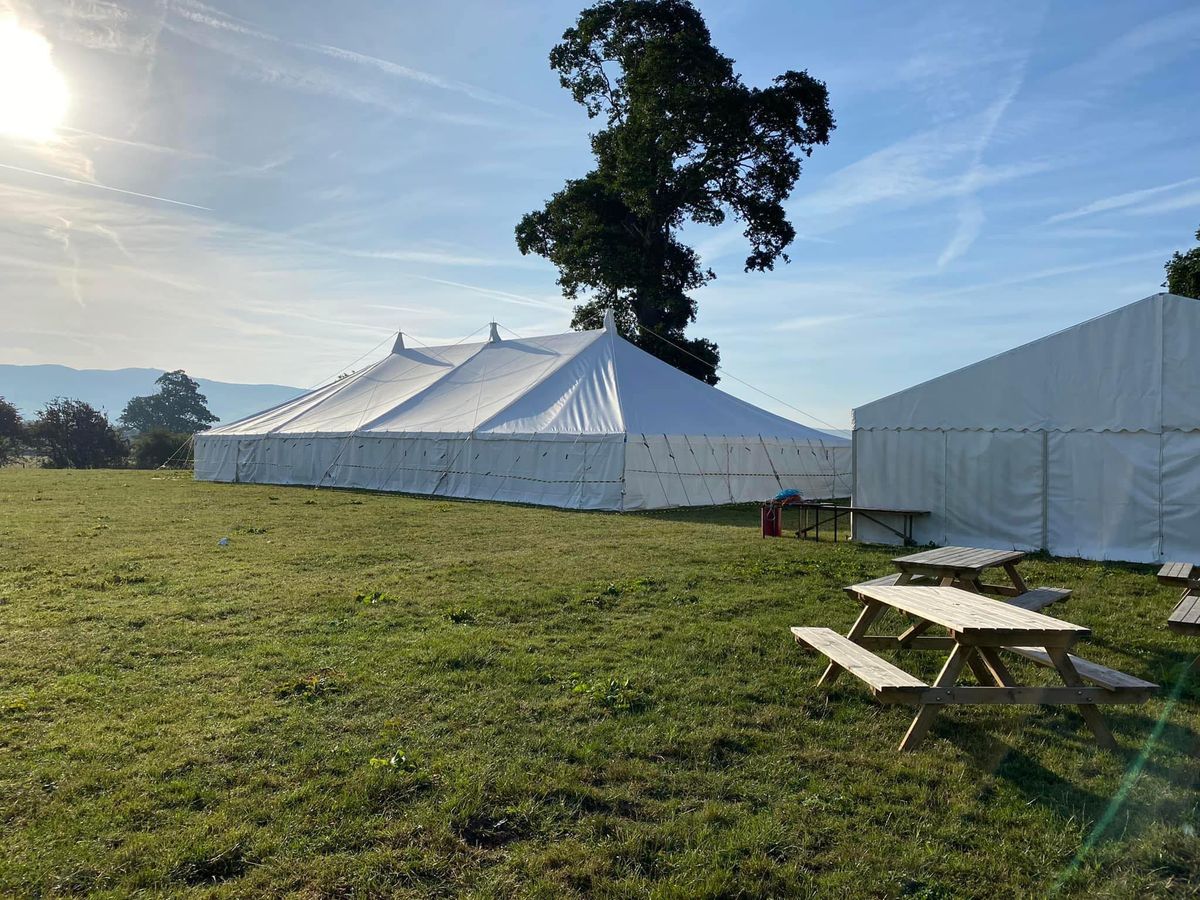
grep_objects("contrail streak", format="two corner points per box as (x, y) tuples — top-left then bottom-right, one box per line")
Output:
(0, 162), (212, 210)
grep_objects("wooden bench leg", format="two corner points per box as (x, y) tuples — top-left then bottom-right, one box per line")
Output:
(965, 649), (998, 686)
(1046, 646), (1117, 751)
(819, 600), (885, 687)
(900, 644), (969, 752)
(1003, 561), (1029, 594)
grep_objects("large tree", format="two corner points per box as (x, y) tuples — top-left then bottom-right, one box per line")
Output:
(516, 0), (833, 382)
(120, 370), (218, 434)
(1165, 225), (1200, 299)
(30, 398), (128, 469)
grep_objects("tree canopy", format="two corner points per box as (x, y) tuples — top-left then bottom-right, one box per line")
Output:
(120, 370), (218, 435)
(30, 398), (128, 469)
(1165, 225), (1200, 300)
(516, 0), (833, 383)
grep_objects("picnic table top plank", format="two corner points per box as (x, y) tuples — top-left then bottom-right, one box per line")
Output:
(893, 546), (1026, 573)
(850, 584), (1090, 646)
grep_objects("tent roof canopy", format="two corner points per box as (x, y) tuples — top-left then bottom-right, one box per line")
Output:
(853, 293), (1200, 433)
(208, 323), (846, 443)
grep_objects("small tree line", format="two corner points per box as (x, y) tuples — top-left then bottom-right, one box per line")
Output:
(0, 370), (217, 470)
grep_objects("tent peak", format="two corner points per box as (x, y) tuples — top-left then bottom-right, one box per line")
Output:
(602, 308), (616, 332)
(488, 321), (501, 343)
(391, 330), (405, 353)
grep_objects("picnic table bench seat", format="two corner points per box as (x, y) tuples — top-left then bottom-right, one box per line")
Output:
(1007, 587), (1072, 612)
(790, 627), (927, 702)
(1155, 561), (1200, 635)
(1168, 595), (1200, 635)
(1003, 646), (1157, 695)
(1157, 561), (1196, 586)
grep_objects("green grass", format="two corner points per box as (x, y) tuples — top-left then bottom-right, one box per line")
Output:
(0, 469), (1197, 898)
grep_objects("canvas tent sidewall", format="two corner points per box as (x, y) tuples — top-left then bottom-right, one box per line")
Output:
(194, 432), (629, 510)
(852, 426), (1179, 563)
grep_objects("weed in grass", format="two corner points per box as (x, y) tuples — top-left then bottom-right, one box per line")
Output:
(356, 590), (398, 605)
(274, 668), (344, 700)
(571, 676), (650, 713)
(446, 607), (476, 624)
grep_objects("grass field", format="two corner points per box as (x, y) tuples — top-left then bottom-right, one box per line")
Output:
(0, 469), (1197, 898)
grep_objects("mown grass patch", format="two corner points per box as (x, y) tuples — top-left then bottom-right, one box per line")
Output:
(0, 469), (1196, 897)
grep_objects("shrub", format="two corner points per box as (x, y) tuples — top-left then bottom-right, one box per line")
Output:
(29, 398), (128, 469)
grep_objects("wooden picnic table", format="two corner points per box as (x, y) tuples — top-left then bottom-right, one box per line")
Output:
(792, 583), (1157, 752)
(892, 546), (1030, 597)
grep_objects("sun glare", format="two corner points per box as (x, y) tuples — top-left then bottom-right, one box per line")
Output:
(0, 19), (68, 142)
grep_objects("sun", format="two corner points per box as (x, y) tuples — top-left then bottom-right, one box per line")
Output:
(0, 19), (69, 142)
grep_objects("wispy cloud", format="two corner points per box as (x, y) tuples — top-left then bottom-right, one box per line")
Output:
(935, 8), (1041, 269)
(165, 0), (543, 120)
(1046, 177), (1200, 223)
(45, 215), (83, 307)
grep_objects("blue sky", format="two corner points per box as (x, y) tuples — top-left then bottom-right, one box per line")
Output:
(0, 0), (1197, 429)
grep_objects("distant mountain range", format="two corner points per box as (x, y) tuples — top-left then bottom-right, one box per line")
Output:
(0, 364), (304, 426)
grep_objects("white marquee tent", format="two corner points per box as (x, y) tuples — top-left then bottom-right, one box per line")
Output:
(852, 293), (1200, 563)
(195, 314), (850, 509)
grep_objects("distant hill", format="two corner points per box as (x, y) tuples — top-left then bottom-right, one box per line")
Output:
(0, 364), (304, 426)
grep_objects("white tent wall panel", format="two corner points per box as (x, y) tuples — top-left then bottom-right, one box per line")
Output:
(852, 429), (946, 545)
(1162, 430), (1200, 560)
(853, 428), (1173, 561)
(431, 437), (625, 510)
(193, 434), (237, 481)
(944, 431), (1043, 550)
(1045, 431), (1161, 561)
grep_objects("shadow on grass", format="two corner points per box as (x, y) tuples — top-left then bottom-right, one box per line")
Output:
(940, 690), (1200, 826)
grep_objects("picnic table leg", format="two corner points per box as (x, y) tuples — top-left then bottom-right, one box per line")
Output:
(1046, 647), (1118, 751)
(1002, 561), (1029, 594)
(899, 644), (970, 752)
(819, 600), (885, 687)
(977, 647), (1016, 686)
(965, 649), (999, 686)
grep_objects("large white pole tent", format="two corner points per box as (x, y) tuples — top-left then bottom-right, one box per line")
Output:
(194, 312), (850, 510)
(852, 293), (1200, 563)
